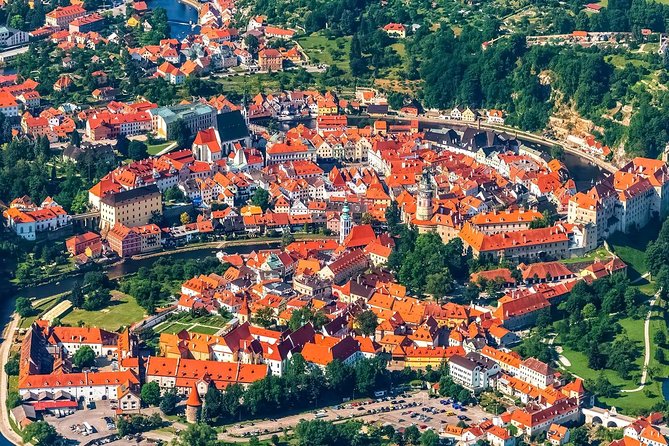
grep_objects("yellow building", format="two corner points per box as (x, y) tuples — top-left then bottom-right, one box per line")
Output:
(127, 16), (140, 27)
(99, 184), (162, 231)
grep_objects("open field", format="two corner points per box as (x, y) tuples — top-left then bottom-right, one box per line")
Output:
(558, 285), (667, 413)
(61, 291), (146, 331)
(560, 246), (610, 264)
(153, 313), (230, 335)
(19, 295), (64, 329)
(147, 142), (172, 155)
(297, 33), (351, 69)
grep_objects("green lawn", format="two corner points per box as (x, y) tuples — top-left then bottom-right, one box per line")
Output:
(19, 295), (62, 329)
(561, 247), (611, 265)
(147, 142), (173, 156)
(606, 54), (650, 70)
(297, 33), (351, 70)
(609, 219), (661, 279)
(61, 291), (146, 331)
(154, 315), (228, 335)
(558, 294), (668, 414)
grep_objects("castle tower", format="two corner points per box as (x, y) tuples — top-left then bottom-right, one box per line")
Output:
(416, 168), (434, 221)
(185, 384), (202, 424)
(339, 202), (353, 244)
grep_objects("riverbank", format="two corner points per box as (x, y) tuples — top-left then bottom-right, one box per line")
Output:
(130, 234), (335, 261)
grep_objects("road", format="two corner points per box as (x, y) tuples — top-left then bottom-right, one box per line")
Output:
(0, 312), (24, 445)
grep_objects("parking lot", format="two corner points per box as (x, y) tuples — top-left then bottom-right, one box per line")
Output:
(48, 400), (119, 444)
(225, 391), (495, 440)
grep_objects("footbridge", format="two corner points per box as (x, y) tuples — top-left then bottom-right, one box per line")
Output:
(583, 407), (636, 428)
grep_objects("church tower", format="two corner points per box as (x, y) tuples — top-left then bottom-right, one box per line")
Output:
(416, 168), (434, 221)
(339, 202), (353, 244)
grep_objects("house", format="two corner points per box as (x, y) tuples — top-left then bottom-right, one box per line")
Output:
(258, 49), (283, 71)
(65, 232), (101, 256)
(383, 23), (406, 38)
(487, 109), (505, 124)
(547, 424), (570, 446)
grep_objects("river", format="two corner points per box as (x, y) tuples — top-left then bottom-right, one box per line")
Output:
(148, 0), (199, 40)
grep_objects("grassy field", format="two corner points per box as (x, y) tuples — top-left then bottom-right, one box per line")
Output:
(147, 142), (173, 156)
(560, 247), (610, 264)
(19, 295), (62, 329)
(609, 219), (661, 279)
(154, 313), (230, 336)
(297, 33), (351, 70)
(558, 284), (668, 414)
(61, 291), (146, 331)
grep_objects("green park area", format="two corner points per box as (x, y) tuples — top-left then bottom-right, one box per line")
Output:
(153, 312), (230, 336)
(60, 291), (146, 331)
(297, 33), (351, 70)
(147, 141), (173, 156)
(558, 285), (669, 414)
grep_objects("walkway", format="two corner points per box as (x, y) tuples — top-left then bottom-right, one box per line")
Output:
(0, 313), (24, 445)
(621, 291), (659, 393)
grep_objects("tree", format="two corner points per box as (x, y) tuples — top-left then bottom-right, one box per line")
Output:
(245, 34), (259, 54)
(172, 119), (192, 149)
(159, 390), (179, 415)
(203, 386), (222, 421)
(173, 423), (218, 446)
(325, 359), (355, 395)
(420, 429), (439, 446)
(4, 354), (19, 376)
(128, 140), (148, 160)
(655, 348), (665, 364)
(654, 330), (666, 346)
(180, 212), (191, 225)
(140, 381), (161, 406)
(281, 231), (295, 247)
(404, 425), (420, 445)
(570, 427), (590, 446)
(385, 200), (401, 234)
(254, 306), (275, 328)
(21, 421), (60, 446)
(164, 186), (186, 202)
(72, 346), (96, 368)
(425, 270), (453, 298)
(69, 130), (81, 147)
(355, 310), (378, 336)
(251, 188), (270, 211)
(15, 297), (32, 317)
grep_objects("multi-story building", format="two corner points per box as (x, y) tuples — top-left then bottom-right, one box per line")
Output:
(258, 48), (283, 71)
(470, 209), (544, 235)
(68, 13), (104, 33)
(99, 184), (162, 231)
(459, 222), (573, 263)
(85, 111), (153, 140)
(150, 103), (217, 140)
(107, 223), (161, 257)
(518, 358), (554, 389)
(0, 91), (19, 117)
(45, 5), (87, 28)
(265, 140), (316, 165)
(448, 352), (501, 392)
(0, 26), (28, 47)
(510, 398), (580, 437)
